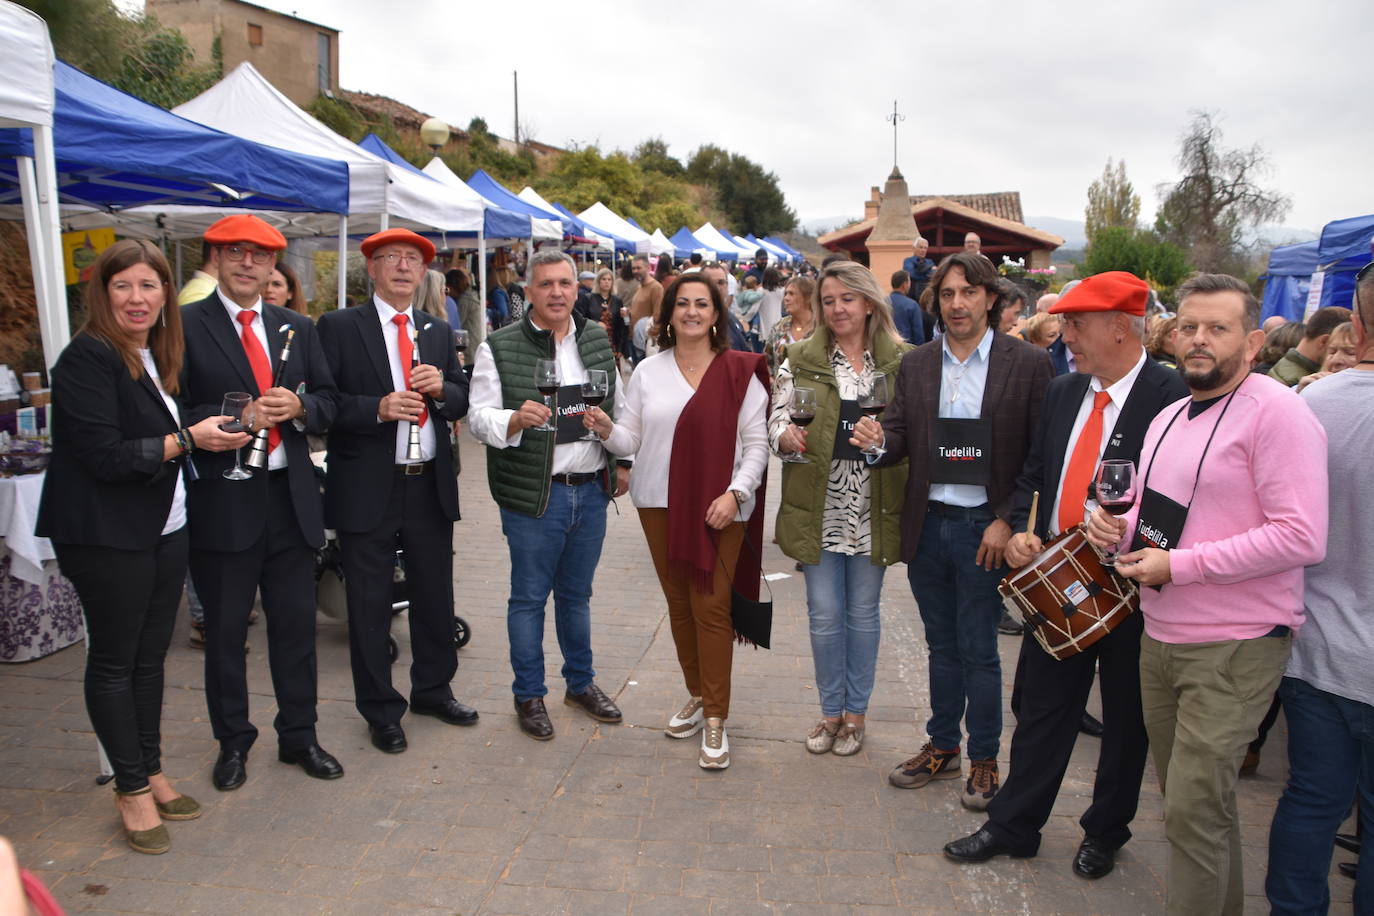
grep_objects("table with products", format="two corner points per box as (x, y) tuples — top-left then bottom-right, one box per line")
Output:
(0, 471), (83, 662)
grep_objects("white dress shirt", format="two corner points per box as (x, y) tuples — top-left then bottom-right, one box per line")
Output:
(467, 316), (625, 475)
(929, 327), (994, 508)
(140, 349), (186, 534)
(217, 289), (286, 470)
(372, 295), (437, 463)
(1049, 349), (1148, 536)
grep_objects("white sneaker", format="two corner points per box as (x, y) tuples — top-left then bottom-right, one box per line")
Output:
(665, 697), (705, 739)
(699, 720), (730, 769)
(805, 719), (840, 754)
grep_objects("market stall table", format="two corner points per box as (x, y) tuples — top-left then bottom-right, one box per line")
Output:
(0, 471), (82, 661)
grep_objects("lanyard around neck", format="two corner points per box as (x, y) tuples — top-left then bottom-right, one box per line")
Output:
(1139, 375), (1246, 512)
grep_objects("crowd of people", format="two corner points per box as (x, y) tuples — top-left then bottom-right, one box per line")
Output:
(26, 211), (1372, 915)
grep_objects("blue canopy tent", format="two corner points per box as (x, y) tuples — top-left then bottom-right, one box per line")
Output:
(764, 235), (806, 260)
(551, 201), (636, 254)
(672, 226), (736, 261)
(464, 169), (568, 242)
(1312, 214), (1374, 314)
(1261, 230), (1369, 322)
(357, 132), (427, 177)
(1261, 241), (1320, 322)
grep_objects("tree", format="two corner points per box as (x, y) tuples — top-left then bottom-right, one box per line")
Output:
(1080, 227), (1191, 301)
(1155, 111), (1290, 274)
(632, 137), (684, 178)
(1084, 158), (1141, 242)
(686, 146), (796, 236)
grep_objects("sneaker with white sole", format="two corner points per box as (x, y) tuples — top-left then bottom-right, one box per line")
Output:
(699, 721), (730, 769)
(805, 719), (840, 754)
(962, 757), (999, 810)
(832, 723), (865, 757)
(665, 697), (705, 738)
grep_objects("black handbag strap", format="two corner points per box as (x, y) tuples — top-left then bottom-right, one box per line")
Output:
(715, 527), (775, 601)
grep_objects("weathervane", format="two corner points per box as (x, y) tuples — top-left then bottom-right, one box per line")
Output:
(886, 99), (905, 170)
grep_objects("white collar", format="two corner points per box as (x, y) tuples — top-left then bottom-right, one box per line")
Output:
(217, 287), (262, 321)
(1091, 348), (1149, 406)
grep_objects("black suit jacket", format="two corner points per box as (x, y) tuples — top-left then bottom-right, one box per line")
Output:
(37, 332), (183, 549)
(878, 331), (1054, 562)
(1009, 356), (1189, 540)
(179, 294), (337, 551)
(1048, 338), (1072, 377)
(316, 301), (469, 532)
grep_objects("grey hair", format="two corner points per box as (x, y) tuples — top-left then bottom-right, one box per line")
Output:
(1128, 315), (1146, 339)
(526, 249), (577, 284)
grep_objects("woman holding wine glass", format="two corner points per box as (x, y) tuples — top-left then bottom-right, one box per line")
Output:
(767, 260), (911, 756)
(583, 274), (770, 770)
(36, 240), (249, 854)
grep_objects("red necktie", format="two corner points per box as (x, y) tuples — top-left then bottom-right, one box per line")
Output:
(392, 314), (427, 426)
(1058, 390), (1112, 534)
(236, 310), (280, 453)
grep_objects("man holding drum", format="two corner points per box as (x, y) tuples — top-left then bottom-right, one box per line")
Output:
(941, 271), (1188, 877)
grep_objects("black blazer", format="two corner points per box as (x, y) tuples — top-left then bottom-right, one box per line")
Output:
(1048, 338), (1072, 377)
(36, 333), (183, 548)
(179, 294), (337, 552)
(1009, 355), (1190, 540)
(877, 331), (1054, 562)
(316, 300), (468, 533)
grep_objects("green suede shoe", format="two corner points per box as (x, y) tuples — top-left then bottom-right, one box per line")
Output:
(154, 794), (202, 821)
(124, 823), (170, 855)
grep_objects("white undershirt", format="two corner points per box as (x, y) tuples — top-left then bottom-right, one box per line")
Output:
(372, 295), (437, 463)
(140, 349), (186, 535)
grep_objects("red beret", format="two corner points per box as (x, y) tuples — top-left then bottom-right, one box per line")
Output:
(203, 214), (287, 251)
(360, 228), (436, 264)
(1049, 271), (1148, 316)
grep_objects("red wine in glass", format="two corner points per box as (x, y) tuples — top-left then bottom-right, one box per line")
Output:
(579, 369), (609, 441)
(534, 359), (560, 431)
(792, 414), (814, 428)
(782, 387), (816, 463)
(1094, 459), (1136, 560)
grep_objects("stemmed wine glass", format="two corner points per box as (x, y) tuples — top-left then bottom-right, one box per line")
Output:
(453, 329), (470, 355)
(1094, 459), (1137, 562)
(781, 387), (815, 463)
(579, 369), (609, 441)
(220, 391), (253, 480)
(534, 359), (560, 432)
(857, 374), (890, 457)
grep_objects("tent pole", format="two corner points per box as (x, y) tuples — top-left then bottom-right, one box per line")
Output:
(477, 228), (487, 315)
(336, 215), (348, 309)
(174, 238), (183, 287)
(379, 212), (389, 232)
(16, 154), (56, 370)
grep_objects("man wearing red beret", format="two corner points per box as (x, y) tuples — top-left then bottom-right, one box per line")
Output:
(317, 228), (476, 755)
(941, 270), (1188, 878)
(180, 214), (344, 789)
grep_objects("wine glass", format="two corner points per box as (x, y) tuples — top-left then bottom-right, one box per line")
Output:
(579, 369), (609, 441)
(220, 391), (253, 480)
(780, 387), (815, 463)
(1094, 459), (1137, 561)
(534, 359), (560, 432)
(857, 374), (890, 457)
(453, 329), (469, 355)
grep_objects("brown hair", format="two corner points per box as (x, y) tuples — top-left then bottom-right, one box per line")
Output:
(273, 261), (307, 314)
(656, 274), (729, 352)
(1255, 321), (1304, 367)
(928, 251), (1005, 333)
(784, 275), (816, 320)
(1175, 273), (1262, 331)
(81, 239), (183, 394)
(1302, 305), (1354, 341)
(1146, 315), (1179, 360)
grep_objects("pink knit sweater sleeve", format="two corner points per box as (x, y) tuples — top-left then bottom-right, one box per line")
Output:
(1168, 392), (1328, 586)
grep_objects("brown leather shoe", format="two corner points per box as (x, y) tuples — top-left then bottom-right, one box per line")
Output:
(563, 683), (622, 723)
(515, 697), (554, 740)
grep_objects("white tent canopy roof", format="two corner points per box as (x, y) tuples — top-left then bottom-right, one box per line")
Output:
(579, 201), (651, 252)
(694, 222), (755, 260)
(423, 158), (560, 241)
(516, 186), (614, 251)
(0, 1), (52, 129)
(647, 228), (678, 257)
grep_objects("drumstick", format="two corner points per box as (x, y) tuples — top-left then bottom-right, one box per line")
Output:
(1026, 491), (1040, 537)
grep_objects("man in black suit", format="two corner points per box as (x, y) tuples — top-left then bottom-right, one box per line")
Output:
(180, 214), (343, 789)
(316, 228), (477, 755)
(942, 271), (1189, 878)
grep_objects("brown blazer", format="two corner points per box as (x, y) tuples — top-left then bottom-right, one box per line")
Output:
(876, 331), (1053, 562)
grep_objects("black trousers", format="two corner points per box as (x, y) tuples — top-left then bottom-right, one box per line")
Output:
(55, 530), (188, 793)
(189, 472), (319, 753)
(986, 611), (1149, 854)
(339, 467), (457, 728)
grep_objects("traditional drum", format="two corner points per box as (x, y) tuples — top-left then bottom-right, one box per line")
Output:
(997, 526), (1137, 660)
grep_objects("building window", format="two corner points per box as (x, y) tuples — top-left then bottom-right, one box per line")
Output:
(317, 33), (331, 93)
(247, 23), (263, 47)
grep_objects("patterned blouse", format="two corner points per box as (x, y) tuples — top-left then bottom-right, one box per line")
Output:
(763, 314), (815, 377)
(768, 343), (877, 557)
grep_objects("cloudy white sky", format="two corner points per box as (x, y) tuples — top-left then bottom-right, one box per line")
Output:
(212, 0), (1367, 234)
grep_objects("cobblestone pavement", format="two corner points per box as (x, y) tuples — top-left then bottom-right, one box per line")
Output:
(0, 445), (1352, 914)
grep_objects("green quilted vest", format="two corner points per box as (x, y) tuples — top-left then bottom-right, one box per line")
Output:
(775, 330), (910, 566)
(485, 313), (618, 517)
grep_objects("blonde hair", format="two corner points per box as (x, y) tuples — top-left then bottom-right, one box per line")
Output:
(416, 269), (447, 320)
(815, 261), (904, 350)
(1022, 312), (1061, 346)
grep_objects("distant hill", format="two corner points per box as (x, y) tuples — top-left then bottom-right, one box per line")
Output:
(1027, 216), (1087, 250)
(799, 216), (855, 236)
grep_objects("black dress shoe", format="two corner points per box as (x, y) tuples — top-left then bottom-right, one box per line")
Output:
(1335, 832), (1361, 855)
(212, 749), (248, 791)
(1072, 836), (1118, 879)
(1079, 712), (1104, 737)
(943, 827), (1034, 863)
(564, 683), (622, 722)
(369, 723), (407, 754)
(411, 698), (479, 726)
(515, 697), (554, 740)
(1339, 861), (1357, 880)
(277, 744), (344, 780)
(997, 609), (1024, 636)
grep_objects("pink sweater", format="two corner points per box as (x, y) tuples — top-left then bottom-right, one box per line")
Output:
(1120, 373), (1328, 644)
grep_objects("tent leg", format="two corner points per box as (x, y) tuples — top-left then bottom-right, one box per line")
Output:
(478, 230), (488, 321)
(18, 129), (70, 372)
(379, 212), (389, 232)
(175, 240), (183, 288)
(336, 215), (348, 309)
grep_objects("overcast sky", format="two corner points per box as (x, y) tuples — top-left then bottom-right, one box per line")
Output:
(216, 0), (1366, 234)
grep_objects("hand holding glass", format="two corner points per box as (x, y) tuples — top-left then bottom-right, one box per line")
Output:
(579, 369), (609, 441)
(534, 359), (560, 432)
(857, 375), (890, 457)
(1094, 459), (1136, 561)
(219, 392), (253, 480)
(781, 387), (815, 463)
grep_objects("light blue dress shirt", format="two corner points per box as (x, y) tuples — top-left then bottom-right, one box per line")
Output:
(928, 328), (994, 508)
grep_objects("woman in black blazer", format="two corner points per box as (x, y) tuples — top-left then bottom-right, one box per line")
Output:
(36, 240), (247, 854)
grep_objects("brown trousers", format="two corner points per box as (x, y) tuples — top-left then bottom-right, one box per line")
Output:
(638, 509), (743, 720)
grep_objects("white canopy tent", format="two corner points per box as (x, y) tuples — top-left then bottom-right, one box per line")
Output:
(647, 228), (680, 258)
(516, 186), (615, 253)
(579, 202), (652, 254)
(694, 222), (755, 260)
(1, 0), (65, 368)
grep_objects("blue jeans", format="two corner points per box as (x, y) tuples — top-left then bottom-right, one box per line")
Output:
(499, 481), (608, 700)
(802, 550), (886, 717)
(1266, 676), (1374, 915)
(907, 506), (1006, 760)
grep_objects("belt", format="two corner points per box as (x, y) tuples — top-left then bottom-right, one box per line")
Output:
(551, 471), (598, 486)
(395, 461), (433, 476)
(926, 500), (991, 519)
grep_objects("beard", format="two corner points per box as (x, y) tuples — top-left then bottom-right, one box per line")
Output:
(1182, 347), (1245, 392)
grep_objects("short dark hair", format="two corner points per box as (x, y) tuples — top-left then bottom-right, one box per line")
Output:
(445, 267), (470, 295)
(1356, 262), (1374, 335)
(820, 251), (851, 268)
(633, 254), (650, 265)
(755, 248), (768, 258)
(1175, 273), (1262, 331)
(890, 269), (910, 290)
(763, 266), (782, 291)
(928, 252), (1005, 333)
(1302, 305), (1354, 341)
(656, 273), (730, 352)
(689, 252), (703, 265)
(999, 279), (1027, 311)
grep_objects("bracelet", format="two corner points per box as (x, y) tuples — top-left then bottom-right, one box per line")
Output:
(170, 430), (188, 458)
(182, 426), (196, 451)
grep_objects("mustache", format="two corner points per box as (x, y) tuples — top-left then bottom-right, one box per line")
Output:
(1184, 349), (1215, 360)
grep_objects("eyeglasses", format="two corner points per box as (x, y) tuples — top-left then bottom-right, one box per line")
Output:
(374, 252), (423, 267)
(221, 245), (274, 265)
(1357, 262), (1373, 313)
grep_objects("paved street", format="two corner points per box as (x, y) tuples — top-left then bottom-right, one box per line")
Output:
(0, 444), (1350, 914)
